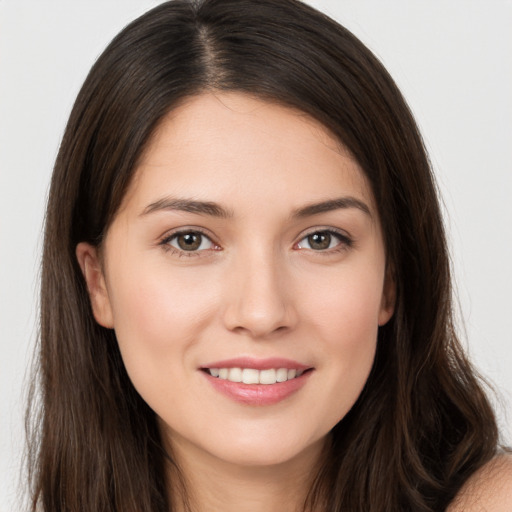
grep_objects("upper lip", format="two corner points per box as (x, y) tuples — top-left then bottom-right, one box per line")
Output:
(200, 357), (311, 371)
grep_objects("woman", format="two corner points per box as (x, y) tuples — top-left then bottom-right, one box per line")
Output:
(27, 0), (511, 510)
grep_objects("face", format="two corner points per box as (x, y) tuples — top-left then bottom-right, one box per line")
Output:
(77, 92), (394, 470)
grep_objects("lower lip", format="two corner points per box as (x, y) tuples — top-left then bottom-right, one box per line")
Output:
(202, 370), (312, 406)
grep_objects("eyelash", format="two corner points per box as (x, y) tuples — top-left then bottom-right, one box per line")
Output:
(294, 228), (353, 254)
(159, 229), (220, 257)
(159, 228), (353, 257)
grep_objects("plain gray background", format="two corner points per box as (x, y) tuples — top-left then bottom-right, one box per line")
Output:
(1, 1), (511, 510)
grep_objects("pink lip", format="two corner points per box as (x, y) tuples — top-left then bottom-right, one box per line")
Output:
(200, 357), (310, 371)
(199, 357), (313, 406)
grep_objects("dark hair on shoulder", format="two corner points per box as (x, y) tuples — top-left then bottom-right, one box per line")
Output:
(28, 0), (499, 510)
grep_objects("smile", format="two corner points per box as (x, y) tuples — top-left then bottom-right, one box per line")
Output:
(206, 367), (304, 384)
(200, 358), (313, 405)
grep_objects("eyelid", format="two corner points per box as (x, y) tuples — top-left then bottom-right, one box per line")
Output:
(158, 227), (221, 256)
(294, 227), (353, 251)
(157, 225), (353, 256)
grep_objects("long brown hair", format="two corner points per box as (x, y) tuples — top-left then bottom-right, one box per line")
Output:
(28, 0), (499, 510)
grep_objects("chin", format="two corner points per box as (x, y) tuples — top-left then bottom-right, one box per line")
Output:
(198, 427), (327, 469)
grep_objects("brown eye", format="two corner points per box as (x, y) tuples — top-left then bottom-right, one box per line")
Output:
(167, 231), (215, 252)
(296, 230), (351, 251)
(177, 233), (201, 251)
(307, 232), (332, 250)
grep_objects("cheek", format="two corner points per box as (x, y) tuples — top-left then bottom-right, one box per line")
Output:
(327, 269), (382, 362)
(109, 259), (217, 337)
(320, 289), (379, 374)
(296, 263), (383, 423)
(300, 258), (384, 342)
(105, 264), (218, 394)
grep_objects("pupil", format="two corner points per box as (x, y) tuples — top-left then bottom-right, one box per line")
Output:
(309, 232), (330, 250)
(178, 233), (201, 251)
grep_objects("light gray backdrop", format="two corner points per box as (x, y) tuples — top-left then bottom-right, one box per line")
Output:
(1, 1), (511, 510)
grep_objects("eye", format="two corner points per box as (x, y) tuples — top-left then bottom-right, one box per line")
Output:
(295, 230), (351, 251)
(163, 231), (216, 253)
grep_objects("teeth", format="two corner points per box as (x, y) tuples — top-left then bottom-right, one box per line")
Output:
(276, 368), (288, 382)
(259, 369), (276, 384)
(208, 367), (306, 384)
(228, 367), (242, 382)
(242, 368), (260, 384)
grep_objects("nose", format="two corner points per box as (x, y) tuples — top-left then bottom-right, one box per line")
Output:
(222, 250), (297, 339)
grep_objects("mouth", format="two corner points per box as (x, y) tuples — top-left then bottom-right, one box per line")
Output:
(202, 367), (308, 384)
(199, 358), (314, 405)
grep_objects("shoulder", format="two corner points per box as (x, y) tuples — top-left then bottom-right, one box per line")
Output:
(447, 453), (512, 512)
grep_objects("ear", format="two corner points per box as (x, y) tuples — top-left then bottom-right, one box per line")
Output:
(76, 242), (114, 328)
(378, 264), (396, 326)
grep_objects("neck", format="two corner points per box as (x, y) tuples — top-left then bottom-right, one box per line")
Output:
(164, 434), (327, 512)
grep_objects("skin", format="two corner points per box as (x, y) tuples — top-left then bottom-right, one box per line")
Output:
(448, 454), (512, 512)
(76, 91), (396, 511)
(76, 92), (512, 511)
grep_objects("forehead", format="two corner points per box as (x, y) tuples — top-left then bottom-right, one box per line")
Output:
(124, 92), (376, 216)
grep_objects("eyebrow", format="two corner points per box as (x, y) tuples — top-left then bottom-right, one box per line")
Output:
(140, 196), (371, 219)
(141, 197), (233, 218)
(292, 197), (371, 218)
